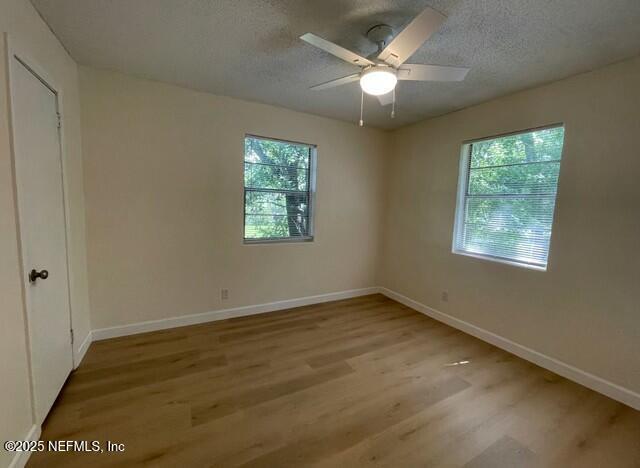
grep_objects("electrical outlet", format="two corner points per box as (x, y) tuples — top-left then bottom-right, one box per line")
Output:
(221, 288), (229, 300)
(441, 291), (449, 302)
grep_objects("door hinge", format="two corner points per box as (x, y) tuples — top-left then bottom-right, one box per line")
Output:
(56, 112), (61, 129)
(70, 328), (74, 344)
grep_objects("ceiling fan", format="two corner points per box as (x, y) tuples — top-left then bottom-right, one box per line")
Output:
(300, 6), (470, 125)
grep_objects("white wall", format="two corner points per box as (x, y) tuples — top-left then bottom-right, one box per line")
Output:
(0, 0), (90, 465)
(79, 67), (388, 330)
(380, 56), (640, 395)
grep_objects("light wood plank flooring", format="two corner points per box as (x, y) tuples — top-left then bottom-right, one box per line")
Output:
(29, 295), (640, 467)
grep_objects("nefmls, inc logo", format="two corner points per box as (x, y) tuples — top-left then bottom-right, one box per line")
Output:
(47, 440), (102, 452)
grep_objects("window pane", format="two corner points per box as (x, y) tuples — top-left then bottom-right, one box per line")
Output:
(243, 136), (313, 241)
(468, 161), (561, 195)
(470, 127), (565, 168)
(454, 126), (565, 268)
(245, 137), (310, 169)
(462, 197), (555, 266)
(245, 215), (310, 239)
(245, 191), (310, 216)
(244, 162), (309, 191)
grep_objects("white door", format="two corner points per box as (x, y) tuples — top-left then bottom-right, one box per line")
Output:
(10, 56), (73, 424)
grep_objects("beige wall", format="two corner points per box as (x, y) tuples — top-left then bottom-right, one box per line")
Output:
(380, 56), (640, 394)
(79, 67), (388, 329)
(80, 58), (640, 398)
(0, 0), (91, 464)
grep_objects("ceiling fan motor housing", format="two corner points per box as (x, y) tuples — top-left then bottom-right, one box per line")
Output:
(367, 24), (394, 51)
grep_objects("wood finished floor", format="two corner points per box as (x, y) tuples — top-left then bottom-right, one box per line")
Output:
(30, 295), (640, 467)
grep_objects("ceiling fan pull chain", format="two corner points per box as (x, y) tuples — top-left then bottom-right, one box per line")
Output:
(391, 88), (396, 119)
(359, 89), (364, 127)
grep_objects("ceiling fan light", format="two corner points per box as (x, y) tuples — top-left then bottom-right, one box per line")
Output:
(360, 68), (397, 96)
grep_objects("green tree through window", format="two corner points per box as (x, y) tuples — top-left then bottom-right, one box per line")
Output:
(453, 126), (565, 268)
(244, 136), (314, 241)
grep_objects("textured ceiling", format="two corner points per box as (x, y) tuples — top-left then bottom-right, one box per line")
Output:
(31, 0), (640, 129)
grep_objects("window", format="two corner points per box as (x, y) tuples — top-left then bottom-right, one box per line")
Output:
(452, 125), (565, 270)
(244, 135), (316, 242)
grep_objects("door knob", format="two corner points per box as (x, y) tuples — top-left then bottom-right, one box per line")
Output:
(29, 269), (49, 283)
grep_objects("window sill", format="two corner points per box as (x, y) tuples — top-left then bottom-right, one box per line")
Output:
(244, 236), (314, 245)
(452, 249), (547, 271)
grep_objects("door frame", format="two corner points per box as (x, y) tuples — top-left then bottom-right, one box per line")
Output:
(5, 34), (78, 405)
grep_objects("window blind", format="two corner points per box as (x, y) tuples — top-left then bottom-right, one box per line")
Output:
(244, 136), (315, 242)
(453, 126), (565, 269)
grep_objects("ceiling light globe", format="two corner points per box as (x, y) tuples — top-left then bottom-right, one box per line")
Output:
(360, 68), (397, 96)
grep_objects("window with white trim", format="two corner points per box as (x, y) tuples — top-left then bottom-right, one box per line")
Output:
(453, 125), (565, 270)
(244, 135), (316, 243)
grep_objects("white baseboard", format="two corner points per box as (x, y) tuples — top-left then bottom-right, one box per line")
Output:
(74, 331), (92, 369)
(379, 287), (640, 411)
(8, 424), (41, 468)
(92, 287), (379, 341)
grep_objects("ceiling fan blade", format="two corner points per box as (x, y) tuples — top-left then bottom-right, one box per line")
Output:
(310, 73), (360, 91)
(398, 64), (470, 81)
(377, 92), (394, 106)
(377, 7), (446, 67)
(300, 33), (374, 67)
